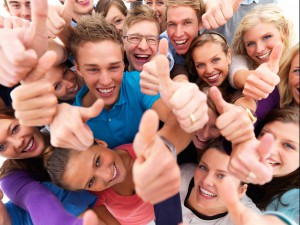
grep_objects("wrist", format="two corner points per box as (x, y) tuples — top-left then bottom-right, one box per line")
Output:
(159, 135), (177, 159)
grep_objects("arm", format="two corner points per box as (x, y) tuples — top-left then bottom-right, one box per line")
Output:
(92, 205), (120, 225)
(0, 170), (83, 225)
(0, 189), (11, 225)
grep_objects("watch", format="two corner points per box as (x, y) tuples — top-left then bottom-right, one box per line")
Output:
(238, 105), (257, 124)
(159, 135), (177, 159)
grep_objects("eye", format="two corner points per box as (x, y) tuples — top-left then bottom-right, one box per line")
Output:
(217, 173), (225, 179)
(95, 156), (100, 167)
(198, 164), (207, 171)
(114, 18), (123, 25)
(211, 125), (218, 130)
(158, 1), (164, 5)
(263, 34), (272, 41)
(184, 21), (192, 25)
(88, 177), (95, 188)
(196, 63), (205, 69)
(63, 68), (68, 78)
(54, 82), (62, 91)
(282, 142), (296, 150)
(11, 3), (20, 8)
(12, 125), (20, 134)
(212, 58), (220, 63)
(246, 42), (255, 47)
(0, 144), (6, 153)
(145, 1), (152, 6)
(167, 23), (175, 27)
(146, 36), (159, 45)
(293, 68), (300, 74)
(87, 68), (99, 73)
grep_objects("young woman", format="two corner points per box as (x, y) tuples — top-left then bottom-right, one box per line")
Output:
(180, 140), (260, 224)
(44, 141), (155, 225)
(144, 0), (167, 33)
(95, 0), (127, 35)
(278, 43), (299, 108)
(248, 106), (299, 223)
(229, 4), (293, 106)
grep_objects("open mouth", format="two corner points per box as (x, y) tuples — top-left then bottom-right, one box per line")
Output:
(22, 137), (35, 153)
(199, 187), (217, 198)
(174, 39), (188, 46)
(109, 164), (118, 183)
(266, 158), (280, 166)
(134, 54), (151, 62)
(70, 84), (79, 94)
(206, 73), (220, 83)
(96, 87), (114, 96)
(256, 52), (270, 60)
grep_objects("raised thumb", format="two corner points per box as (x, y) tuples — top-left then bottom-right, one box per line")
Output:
(80, 99), (104, 123)
(209, 86), (231, 114)
(267, 43), (283, 73)
(257, 133), (275, 159)
(158, 38), (169, 56)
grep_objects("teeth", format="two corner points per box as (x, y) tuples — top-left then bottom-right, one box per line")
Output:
(196, 136), (206, 142)
(97, 88), (113, 94)
(23, 138), (34, 152)
(175, 40), (187, 45)
(112, 165), (117, 180)
(135, 55), (149, 58)
(200, 187), (216, 197)
(257, 52), (270, 60)
(71, 84), (79, 93)
(266, 159), (279, 165)
(207, 74), (219, 81)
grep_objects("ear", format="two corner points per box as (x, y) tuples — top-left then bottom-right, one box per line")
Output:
(198, 23), (204, 32)
(95, 139), (108, 148)
(237, 183), (248, 199)
(74, 61), (83, 78)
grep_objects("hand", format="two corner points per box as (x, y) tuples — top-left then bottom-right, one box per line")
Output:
(229, 133), (274, 185)
(140, 39), (169, 96)
(10, 51), (58, 127)
(243, 43), (283, 100)
(0, 0), (48, 87)
(215, 177), (287, 225)
(209, 86), (255, 145)
(0, 189), (12, 225)
(202, 0), (243, 29)
(83, 210), (100, 225)
(156, 40), (209, 133)
(50, 99), (104, 151)
(133, 109), (181, 204)
(4, 16), (30, 29)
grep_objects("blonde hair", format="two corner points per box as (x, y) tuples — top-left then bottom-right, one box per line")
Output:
(123, 5), (160, 35)
(69, 13), (124, 62)
(165, 0), (205, 23)
(233, 4), (293, 69)
(278, 43), (299, 107)
(95, 0), (127, 17)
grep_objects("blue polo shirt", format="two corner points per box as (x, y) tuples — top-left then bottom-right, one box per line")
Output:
(73, 71), (160, 148)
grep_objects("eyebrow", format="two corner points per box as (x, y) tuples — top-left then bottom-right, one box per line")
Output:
(84, 152), (97, 189)
(200, 161), (229, 174)
(83, 61), (123, 67)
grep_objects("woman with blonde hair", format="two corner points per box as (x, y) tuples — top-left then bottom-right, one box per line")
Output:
(277, 43), (299, 107)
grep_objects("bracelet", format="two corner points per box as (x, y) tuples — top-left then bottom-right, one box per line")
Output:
(237, 105), (257, 124)
(159, 135), (177, 159)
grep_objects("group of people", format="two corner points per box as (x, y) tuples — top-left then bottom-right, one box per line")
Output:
(0, 0), (299, 225)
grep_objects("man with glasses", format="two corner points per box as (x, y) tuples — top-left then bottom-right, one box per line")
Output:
(123, 5), (160, 72)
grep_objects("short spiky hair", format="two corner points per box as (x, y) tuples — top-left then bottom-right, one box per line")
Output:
(69, 13), (124, 61)
(165, 0), (205, 24)
(123, 5), (160, 35)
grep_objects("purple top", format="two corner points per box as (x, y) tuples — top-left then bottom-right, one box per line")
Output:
(0, 170), (83, 225)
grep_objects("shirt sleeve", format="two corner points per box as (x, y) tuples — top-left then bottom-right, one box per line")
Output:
(0, 170), (83, 225)
(228, 54), (250, 88)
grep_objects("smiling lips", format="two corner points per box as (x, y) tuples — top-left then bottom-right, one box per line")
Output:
(108, 164), (118, 183)
(22, 137), (35, 153)
(199, 186), (217, 199)
(266, 158), (280, 166)
(256, 51), (270, 61)
(97, 87), (114, 96)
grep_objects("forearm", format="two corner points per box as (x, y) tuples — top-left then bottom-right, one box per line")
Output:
(48, 38), (68, 66)
(0, 170), (82, 225)
(233, 70), (253, 89)
(234, 96), (257, 113)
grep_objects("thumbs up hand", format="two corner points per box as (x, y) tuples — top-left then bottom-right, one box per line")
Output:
(140, 38), (169, 96)
(50, 99), (104, 151)
(243, 43), (283, 100)
(209, 86), (255, 145)
(133, 110), (181, 204)
(229, 133), (274, 185)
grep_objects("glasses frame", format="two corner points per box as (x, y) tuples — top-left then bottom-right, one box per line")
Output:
(123, 33), (159, 45)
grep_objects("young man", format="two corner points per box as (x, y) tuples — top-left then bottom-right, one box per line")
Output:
(3, 0), (31, 21)
(123, 5), (160, 72)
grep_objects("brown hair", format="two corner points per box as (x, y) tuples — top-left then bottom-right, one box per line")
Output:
(186, 32), (230, 78)
(123, 5), (160, 35)
(95, 0), (127, 17)
(165, 0), (205, 24)
(0, 108), (15, 119)
(69, 13), (124, 62)
(278, 43), (299, 107)
(250, 106), (300, 210)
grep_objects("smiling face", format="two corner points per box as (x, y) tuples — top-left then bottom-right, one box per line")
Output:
(105, 5), (126, 35)
(192, 42), (231, 86)
(243, 22), (283, 65)
(167, 5), (200, 56)
(124, 20), (159, 72)
(259, 121), (299, 177)
(62, 142), (126, 191)
(192, 148), (245, 216)
(75, 40), (124, 110)
(4, 0), (31, 21)
(0, 118), (45, 159)
(288, 53), (300, 105)
(73, 0), (94, 15)
(46, 64), (83, 101)
(144, 0), (167, 32)
(192, 108), (220, 150)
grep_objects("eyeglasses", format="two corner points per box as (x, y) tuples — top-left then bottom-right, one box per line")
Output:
(123, 34), (159, 45)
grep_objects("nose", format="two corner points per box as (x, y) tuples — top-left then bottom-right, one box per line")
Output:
(175, 25), (183, 37)
(21, 5), (31, 19)
(64, 79), (75, 90)
(202, 173), (214, 187)
(206, 63), (214, 74)
(152, 3), (158, 11)
(138, 37), (149, 50)
(11, 136), (25, 152)
(200, 125), (210, 140)
(256, 41), (266, 53)
(95, 165), (113, 184)
(99, 71), (113, 86)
